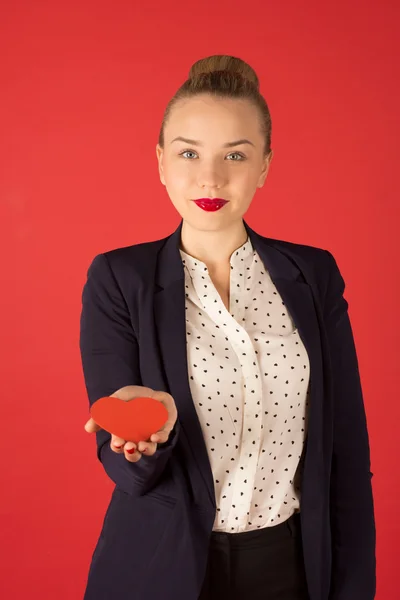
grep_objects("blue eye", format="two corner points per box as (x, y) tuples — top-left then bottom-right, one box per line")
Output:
(180, 150), (197, 159)
(179, 150), (245, 161)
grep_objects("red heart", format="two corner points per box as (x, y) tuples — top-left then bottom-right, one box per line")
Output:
(90, 395), (169, 444)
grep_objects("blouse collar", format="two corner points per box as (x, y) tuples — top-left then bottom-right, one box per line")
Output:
(179, 235), (254, 274)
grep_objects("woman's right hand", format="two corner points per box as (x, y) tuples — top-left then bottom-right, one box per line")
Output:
(84, 385), (178, 462)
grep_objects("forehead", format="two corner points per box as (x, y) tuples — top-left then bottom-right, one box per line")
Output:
(165, 95), (261, 140)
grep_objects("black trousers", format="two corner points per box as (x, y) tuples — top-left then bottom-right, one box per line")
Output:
(198, 512), (309, 600)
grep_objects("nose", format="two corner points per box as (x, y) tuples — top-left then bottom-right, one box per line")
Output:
(197, 165), (226, 190)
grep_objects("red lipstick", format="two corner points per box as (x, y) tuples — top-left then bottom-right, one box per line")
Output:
(193, 198), (229, 212)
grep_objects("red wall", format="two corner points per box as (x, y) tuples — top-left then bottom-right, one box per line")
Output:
(1, 1), (398, 597)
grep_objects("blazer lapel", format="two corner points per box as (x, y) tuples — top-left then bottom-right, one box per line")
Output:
(154, 219), (325, 513)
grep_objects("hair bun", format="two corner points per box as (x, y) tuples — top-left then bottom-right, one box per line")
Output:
(189, 55), (259, 90)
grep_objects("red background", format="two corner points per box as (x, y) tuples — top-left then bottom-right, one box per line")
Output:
(1, 1), (398, 598)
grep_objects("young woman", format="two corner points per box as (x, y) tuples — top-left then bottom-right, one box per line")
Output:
(80, 54), (376, 600)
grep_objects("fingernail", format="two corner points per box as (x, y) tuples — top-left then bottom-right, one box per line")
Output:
(113, 443), (122, 448)
(126, 447), (136, 454)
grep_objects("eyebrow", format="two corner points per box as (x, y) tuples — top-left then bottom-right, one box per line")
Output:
(170, 136), (255, 148)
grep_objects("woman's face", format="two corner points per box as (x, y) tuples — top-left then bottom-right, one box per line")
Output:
(156, 95), (273, 230)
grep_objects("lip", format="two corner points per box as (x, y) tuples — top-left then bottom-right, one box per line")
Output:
(192, 198), (229, 212)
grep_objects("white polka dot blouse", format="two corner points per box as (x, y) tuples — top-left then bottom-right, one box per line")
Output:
(179, 235), (311, 533)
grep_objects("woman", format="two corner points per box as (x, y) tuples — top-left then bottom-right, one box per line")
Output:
(80, 54), (376, 600)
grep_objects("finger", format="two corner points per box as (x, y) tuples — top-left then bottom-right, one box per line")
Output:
(123, 444), (143, 462)
(110, 434), (126, 452)
(150, 430), (170, 444)
(137, 440), (158, 456)
(110, 385), (155, 401)
(84, 417), (102, 433)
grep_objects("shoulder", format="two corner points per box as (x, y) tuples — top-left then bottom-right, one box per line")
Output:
(261, 234), (337, 280)
(263, 234), (329, 259)
(258, 234), (345, 313)
(87, 236), (167, 282)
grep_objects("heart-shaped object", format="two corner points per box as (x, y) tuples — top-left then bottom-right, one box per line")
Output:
(90, 395), (169, 444)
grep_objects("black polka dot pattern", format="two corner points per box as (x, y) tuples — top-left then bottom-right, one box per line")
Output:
(179, 236), (311, 533)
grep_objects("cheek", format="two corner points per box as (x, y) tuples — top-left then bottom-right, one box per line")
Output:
(241, 171), (263, 196)
(239, 165), (260, 184)
(164, 164), (191, 192)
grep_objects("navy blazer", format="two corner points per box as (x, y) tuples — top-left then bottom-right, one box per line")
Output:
(79, 218), (376, 600)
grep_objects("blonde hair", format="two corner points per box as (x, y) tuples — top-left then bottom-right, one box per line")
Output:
(158, 54), (272, 156)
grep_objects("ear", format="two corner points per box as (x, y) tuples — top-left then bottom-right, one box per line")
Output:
(257, 149), (274, 188)
(156, 144), (166, 186)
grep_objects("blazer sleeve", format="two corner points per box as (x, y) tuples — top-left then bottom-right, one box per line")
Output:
(323, 250), (376, 600)
(79, 252), (180, 497)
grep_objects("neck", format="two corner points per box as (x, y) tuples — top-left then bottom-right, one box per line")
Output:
(180, 218), (248, 269)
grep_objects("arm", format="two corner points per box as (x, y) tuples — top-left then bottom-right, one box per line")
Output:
(79, 253), (180, 496)
(323, 250), (376, 600)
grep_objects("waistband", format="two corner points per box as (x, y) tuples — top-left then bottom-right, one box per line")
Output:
(210, 511), (301, 550)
